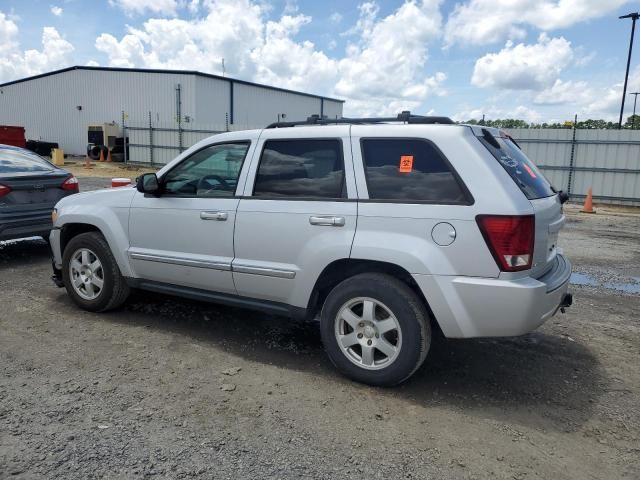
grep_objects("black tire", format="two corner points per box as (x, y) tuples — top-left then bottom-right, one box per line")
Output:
(88, 145), (101, 160)
(320, 273), (431, 387)
(62, 232), (130, 312)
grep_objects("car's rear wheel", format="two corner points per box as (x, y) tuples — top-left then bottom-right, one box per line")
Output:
(62, 232), (130, 312)
(320, 273), (431, 386)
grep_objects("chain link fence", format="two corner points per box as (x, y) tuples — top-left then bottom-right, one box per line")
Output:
(122, 112), (228, 165)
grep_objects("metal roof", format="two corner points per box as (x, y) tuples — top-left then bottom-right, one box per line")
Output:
(0, 65), (345, 103)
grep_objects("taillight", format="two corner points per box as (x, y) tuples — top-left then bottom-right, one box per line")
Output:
(61, 175), (79, 192)
(0, 184), (11, 197)
(476, 215), (535, 272)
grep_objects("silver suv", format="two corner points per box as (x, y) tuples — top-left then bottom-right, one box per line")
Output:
(50, 113), (572, 386)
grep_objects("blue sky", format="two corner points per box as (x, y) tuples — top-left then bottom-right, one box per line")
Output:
(1, 0), (640, 122)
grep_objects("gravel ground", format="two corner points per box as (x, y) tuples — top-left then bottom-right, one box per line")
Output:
(76, 177), (114, 192)
(0, 199), (638, 479)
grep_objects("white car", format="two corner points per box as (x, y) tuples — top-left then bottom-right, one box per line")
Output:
(50, 113), (572, 386)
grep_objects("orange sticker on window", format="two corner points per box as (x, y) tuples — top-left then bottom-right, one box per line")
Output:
(399, 155), (414, 173)
(523, 163), (537, 178)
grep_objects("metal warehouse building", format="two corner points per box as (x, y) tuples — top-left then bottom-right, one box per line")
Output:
(0, 66), (343, 163)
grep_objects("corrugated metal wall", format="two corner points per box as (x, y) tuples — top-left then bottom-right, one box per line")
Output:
(323, 99), (343, 120)
(125, 79), (344, 165)
(232, 83), (323, 129)
(0, 68), (344, 158)
(195, 76), (231, 127)
(0, 69), (196, 155)
(507, 128), (640, 206)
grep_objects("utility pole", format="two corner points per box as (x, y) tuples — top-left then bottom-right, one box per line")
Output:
(618, 12), (639, 129)
(630, 92), (640, 129)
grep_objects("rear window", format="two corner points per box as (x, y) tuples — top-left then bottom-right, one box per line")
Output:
(478, 132), (555, 200)
(0, 149), (54, 174)
(360, 138), (470, 204)
(253, 139), (345, 199)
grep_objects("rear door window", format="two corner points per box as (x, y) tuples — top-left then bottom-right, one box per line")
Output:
(253, 139), (345, 199)
(478, 132), (554, 200)
(360, 138), (470, 204)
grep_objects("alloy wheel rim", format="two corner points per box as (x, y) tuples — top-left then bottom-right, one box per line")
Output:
(334, 297), (402, 370)
(69, 248), (104, 300)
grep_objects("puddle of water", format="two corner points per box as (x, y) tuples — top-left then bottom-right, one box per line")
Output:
(570, 272), (640, 294)
(603, 282), (640, 294)
(570, 272), (599, 286)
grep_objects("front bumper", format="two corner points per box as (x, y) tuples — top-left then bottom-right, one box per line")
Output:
(413, 254), (572, 338)
(49, 228), (63, 269)
(51, 259), (64, 287)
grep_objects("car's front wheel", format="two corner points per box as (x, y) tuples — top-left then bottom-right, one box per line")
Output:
(62, 232), (130, 312)
(320, 273), (431, 386)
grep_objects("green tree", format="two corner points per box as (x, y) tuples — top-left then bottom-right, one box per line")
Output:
(624, 114), (640, 129)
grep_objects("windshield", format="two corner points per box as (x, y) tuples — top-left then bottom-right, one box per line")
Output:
(478, 132), (555, 200)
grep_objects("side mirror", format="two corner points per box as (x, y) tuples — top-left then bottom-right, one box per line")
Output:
(558, 190), (569, 204)
(136, 173), (160, 195)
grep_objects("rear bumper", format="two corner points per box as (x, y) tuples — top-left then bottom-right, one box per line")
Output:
(413, 254), (572, 338)
(0, 210), (52, 241)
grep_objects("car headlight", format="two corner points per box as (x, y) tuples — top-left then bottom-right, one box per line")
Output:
(52, 208), (58, 224)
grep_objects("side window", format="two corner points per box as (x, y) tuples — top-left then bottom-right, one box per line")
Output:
(361, 138), (469, 204)
(162, 142), (249, 197)
(253, 139), (345, 199)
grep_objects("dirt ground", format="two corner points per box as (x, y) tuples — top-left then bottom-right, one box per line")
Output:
(63, 158), (159, 181)
(0, 198), (639, 479)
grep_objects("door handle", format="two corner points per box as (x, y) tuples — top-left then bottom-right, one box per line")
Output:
(309, 216), (345, 227)
(200, 211), (228, 221)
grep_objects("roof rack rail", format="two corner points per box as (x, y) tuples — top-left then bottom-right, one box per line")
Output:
(265, 111), (455, 128)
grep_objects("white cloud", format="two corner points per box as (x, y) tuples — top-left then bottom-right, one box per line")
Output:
(95, 0), (447, 116)
(283, 0), (298, 15)
(336, 0), (445, 115)
(329, 12), (343, 23)
(472, 34), (573, 91)
(187, 0), (200, 14)
(578, 67), (640, 120)
(533, 79), (592, 105)
(445, 0), (632, 46)
(109, 0), (179, 16)
(250, 14), (338, 93)
(0, 12), (74, 82)
(582, 87), (621, 119)
(457, 69), (640, 123)
(50, 5), (63, 16)
(97, 0), (264, 75)
(342, 2), (379, 38)
(0, 11), (19, 56)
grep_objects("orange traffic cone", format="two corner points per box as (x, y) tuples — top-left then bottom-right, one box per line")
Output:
(99, 148), (105, 162)
(106, 149), (112, 162)
(84, 156), (92, 169)
(581, 187), (595, 213)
